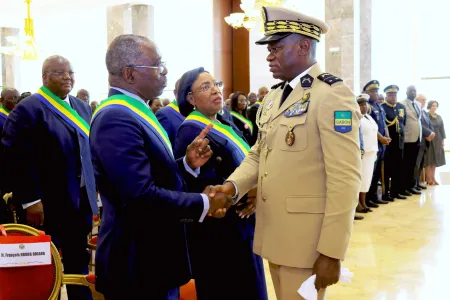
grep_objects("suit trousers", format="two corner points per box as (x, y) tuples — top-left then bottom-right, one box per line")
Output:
(403, 141), (420, 191)
(415, 145), (428, 185)
(367, 149), (383, 200)
(384, 145), (404, 197)
(269, 262), (326, 300)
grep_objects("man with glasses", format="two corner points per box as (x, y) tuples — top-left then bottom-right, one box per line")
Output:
(1, 55), (97, 300)
(90, 34), (232, 300)
(76, 88), (90, 103)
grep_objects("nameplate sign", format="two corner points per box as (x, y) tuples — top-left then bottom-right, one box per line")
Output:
(0, 236), (51, 268)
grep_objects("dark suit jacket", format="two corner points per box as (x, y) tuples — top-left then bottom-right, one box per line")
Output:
(90, 89), (205, 297)
(420, 108), (434, 149)
(247, 103), (260, 146)
(1, 94), (94, 236)
(156, 105), (185, 145)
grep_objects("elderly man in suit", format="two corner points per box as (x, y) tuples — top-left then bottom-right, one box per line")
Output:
(90, 34), (232, 300)
(2, 56), (98, 300)
(414, 94), (435, 189)
(215, 6), (361, 300)
(400, 85), (423, 195)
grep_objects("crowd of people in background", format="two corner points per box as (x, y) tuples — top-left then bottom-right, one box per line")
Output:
(355, 80), (446, 220)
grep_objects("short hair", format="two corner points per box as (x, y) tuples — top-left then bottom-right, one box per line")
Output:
(427, 100), (439, 110)
(42, 55), (70, 74)
(416, 93), (426, 101)
(106, 34), (152, 76)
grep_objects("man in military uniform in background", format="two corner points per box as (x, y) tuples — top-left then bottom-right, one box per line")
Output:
(364, 80), (391, 205)
(215, 6), (361, 299)
(381, 85), (408, 200)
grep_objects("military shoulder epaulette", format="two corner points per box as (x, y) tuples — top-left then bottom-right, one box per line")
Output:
(271, 82), (285, 89)
(317, 73), (343, 86)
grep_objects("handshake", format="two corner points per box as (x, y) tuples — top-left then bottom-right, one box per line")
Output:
(202, 182), (237, 218)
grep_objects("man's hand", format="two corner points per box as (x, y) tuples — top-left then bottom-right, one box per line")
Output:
(203, 185), (233, 218)
(26, 202), (44, 227)
(426, 132), (436, 142)
(312, 254), (341, 291)
(186, 123), (214, 169)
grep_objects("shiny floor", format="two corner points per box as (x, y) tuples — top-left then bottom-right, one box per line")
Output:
(62, 163), (450, 300)
(268, 163), (450, 300)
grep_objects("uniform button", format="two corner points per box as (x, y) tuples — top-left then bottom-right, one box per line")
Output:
(264, 172), (268, 177)
(268, 147), (273, 152)
(262, 197), (267, 202)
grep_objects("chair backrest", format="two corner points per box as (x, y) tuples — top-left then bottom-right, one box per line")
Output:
(0, 224), (63, 300)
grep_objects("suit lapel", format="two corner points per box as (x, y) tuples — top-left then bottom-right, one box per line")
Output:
(272, 64), (323, 120)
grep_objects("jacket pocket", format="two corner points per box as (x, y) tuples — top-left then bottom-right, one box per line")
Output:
(277, 115), (308, 152)
(285, 196), (325, 214)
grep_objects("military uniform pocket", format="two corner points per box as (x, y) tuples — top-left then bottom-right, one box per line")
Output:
(277, 115), (308, 152)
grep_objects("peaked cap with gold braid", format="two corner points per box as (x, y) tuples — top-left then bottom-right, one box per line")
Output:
(256, 6), (330, 45)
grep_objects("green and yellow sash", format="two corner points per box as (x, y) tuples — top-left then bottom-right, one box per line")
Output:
(185, 111), (250, 161)
(167, 100), (180, 114)
(0, 105), (10, 119)
(230, 111), (253, 134)
(35, 86), (90, 139)
(92, 94), (173, 157)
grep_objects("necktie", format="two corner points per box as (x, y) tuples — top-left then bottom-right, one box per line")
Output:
(280, 84), (293, 107)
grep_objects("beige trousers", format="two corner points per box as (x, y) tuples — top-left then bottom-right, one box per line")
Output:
(269, 262), (327, 300)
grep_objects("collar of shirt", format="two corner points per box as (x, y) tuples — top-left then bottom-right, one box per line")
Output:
(61, 95), (71, 107)
(286, 63), (316, 89)
(111, 87), (149, 107)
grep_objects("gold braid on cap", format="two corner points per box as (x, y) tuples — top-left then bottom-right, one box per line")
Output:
(264, 20), (322, 41)
(364, 83), (379, 91)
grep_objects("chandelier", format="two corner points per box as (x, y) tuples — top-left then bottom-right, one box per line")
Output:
(0, 0), (38, 60)
(224, 0), (283, 30)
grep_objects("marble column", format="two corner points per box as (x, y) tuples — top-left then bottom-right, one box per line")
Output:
(131, 5), (154, 40)
(325, 0), (355, 91)
(106, 4), (132, 46)
(0, 27), (20, 89)
(359, 0), (372, 91)
(106, 3), (155, 46)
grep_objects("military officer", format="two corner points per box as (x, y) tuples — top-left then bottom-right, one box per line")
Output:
(214, 6), (361, 300)
(381, 85), (408, 200)
(363, 80), (391, 204)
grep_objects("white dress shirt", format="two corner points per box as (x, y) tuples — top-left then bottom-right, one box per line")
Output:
(360, 114), (379, 153)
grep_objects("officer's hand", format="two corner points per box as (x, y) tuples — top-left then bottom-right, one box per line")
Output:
(212, 182), (237, 197)
(380, 137), (390, 145)
(312, 254), (341, 291)
(427, 132), (436, 141)
(26, 202), (44, 227)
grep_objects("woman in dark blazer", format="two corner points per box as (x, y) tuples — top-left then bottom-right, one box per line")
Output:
(173, 67), (267, 300)
(230, 92), (256, 146)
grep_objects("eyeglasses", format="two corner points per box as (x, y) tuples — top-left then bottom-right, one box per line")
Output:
(46, 71), (75, 78)
(191, 80), (224, 93)
(128, 62), (166, 74)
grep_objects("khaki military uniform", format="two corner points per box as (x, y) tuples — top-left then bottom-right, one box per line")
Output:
(228, 64), (362, 299)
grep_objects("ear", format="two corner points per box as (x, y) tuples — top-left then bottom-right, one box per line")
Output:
(122, 67), (135, 84)
(298, 39), (311, 56)
(187, 93), (195, 106)
(42, 73), (48, 85)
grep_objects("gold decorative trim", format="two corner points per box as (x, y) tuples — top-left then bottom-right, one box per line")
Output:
(264, 20), (322, 41)
(364, 83), (379, 91)
(2, 224), (63, 300)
